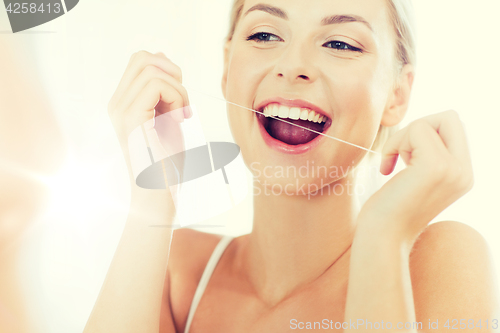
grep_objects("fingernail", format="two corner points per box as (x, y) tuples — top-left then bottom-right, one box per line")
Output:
(183, 106), (193, 119)
(170, 108), (184, 123)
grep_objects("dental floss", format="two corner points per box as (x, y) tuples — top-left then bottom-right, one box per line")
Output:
(184, 87), (381, 155)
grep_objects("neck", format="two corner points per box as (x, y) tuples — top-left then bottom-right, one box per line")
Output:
(241, 174), (359, 306)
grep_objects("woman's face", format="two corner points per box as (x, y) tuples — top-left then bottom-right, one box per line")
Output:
(222, 0), (399, 191)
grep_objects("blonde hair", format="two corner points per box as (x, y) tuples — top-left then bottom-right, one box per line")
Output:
(226, 0), (417, 152)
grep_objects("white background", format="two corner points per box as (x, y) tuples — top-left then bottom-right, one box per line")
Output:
(1, 0), (499, 332)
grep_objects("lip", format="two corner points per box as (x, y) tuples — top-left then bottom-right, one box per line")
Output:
(254, 97), (332, 154)
(254, 97), (331, 119)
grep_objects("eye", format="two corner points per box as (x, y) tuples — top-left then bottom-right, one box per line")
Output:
(323, 40), (362, 53)
(246, 32), (283, 43)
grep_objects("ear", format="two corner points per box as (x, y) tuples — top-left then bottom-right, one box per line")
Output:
(381, 64), (415, 127)
(221, 40), (232, 99)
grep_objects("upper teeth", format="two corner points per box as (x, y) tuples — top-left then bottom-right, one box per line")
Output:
(263, 104), (326, 123)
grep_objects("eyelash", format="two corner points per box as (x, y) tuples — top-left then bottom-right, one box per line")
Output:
(324, 40), (363, 53)
(246, 32), (363, 53)
(246, 32), (282, 43)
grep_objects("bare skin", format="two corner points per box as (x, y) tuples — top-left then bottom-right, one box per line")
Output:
(166, 222), (498, 333)
(84, 0), (499, 332)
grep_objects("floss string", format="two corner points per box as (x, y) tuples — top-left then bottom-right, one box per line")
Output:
(184, 87), (381, 155)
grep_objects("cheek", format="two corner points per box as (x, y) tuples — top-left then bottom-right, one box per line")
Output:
(225, 51), (257, 131)
(329, 58), (391, 142)
(225, 53), (260, 172)
(225, 45), (277, 166)
(338, 59), (388, 111)
(226, 46), (262, 96)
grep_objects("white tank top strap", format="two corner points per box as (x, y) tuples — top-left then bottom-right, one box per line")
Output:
(183, 235), (234, 333)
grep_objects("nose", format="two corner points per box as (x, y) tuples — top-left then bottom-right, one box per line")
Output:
(273, 39), (318, 84)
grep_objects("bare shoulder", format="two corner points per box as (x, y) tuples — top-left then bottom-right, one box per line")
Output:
(410, 221), (490, 259)
(409, 221), (500, 326)
(165, 228), (224, 330)
(168, 228), (224, 279)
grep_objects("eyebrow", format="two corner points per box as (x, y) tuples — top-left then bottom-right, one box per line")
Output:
(321, 14), (373, 32)
(243, 4), (373, 32)
(244, 4), (288, 20)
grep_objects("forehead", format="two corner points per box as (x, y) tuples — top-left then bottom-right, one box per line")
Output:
(240, 0), (393, 37)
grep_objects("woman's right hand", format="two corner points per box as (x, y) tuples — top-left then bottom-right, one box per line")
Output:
(84, 51), (184, 333)
(107, 51), (191, 183)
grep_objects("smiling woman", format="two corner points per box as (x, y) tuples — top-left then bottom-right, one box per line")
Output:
(83, 1), (499, 333)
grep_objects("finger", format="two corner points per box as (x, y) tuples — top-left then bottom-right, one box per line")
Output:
(115, 65), (189, 115)
(420, 110), (472, 168)
(109, 51), (183, 111)
(155, 51), (167, 58)
(380, 154), (399, 175)
(381, 120), (451, 176)
(183, 106), (193, 119)
(411, 119), (475, 192)
(408, 118), (449, 151)
(155, 100), (185, 123)
(380, 127), (408, 175)
(127, 78), (184, 126)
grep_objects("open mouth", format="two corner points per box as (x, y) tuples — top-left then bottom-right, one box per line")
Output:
(256, 103), (332, 146)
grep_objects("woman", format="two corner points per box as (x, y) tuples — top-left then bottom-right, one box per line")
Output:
(85, 0), (499, 332)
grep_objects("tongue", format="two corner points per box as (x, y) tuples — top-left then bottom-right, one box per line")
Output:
(267, 118), (324, 145)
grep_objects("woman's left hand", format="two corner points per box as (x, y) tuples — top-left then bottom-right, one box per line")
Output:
(357, 110), (474, 247)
